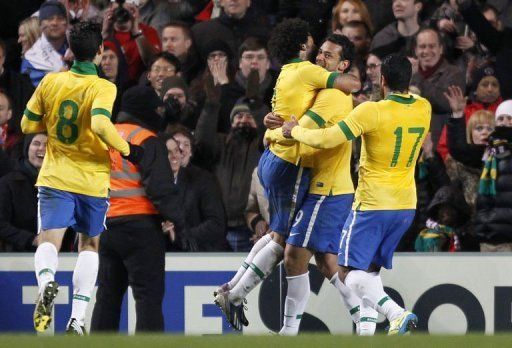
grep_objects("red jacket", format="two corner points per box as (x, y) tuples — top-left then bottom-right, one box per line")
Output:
(114, 23), (161, 83)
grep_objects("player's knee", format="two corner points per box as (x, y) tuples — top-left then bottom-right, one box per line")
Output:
(78, 234), (100, 252)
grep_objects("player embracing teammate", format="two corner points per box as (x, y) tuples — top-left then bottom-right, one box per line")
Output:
(215, 19), (432, 336)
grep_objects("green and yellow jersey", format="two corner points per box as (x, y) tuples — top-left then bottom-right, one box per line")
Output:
(291, 93), (431, 210)
(300, 88), (354, 195)
(267, 59), (339, 165)
(21, 61), (129, 198)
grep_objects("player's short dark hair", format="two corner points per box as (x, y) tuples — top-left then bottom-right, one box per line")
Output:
(325, 34), (355, 70)
(69, 21), (102, 61)
(268, 18), (309, 65)
(150, 52), (181, 73)
(380, 53), (411, 92)
(238, 37), (268, 59)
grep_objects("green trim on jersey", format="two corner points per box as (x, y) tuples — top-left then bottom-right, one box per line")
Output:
(386, 94), (416, 104)
(91, 108), (112, 118)
(287, 58), (303, 64)
(24, 108), (42, 121)
(326, 72), (340, 88)
(70, 61), (99, 76)
(305, 109), (325, 127)
(338, 121), (355, 140)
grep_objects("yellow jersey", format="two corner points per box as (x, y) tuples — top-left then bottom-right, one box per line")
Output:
(267, 59), (339, 165)
(22, 61), (122, 198)
(300, 89), (354, 195)
(291, 93), (431, 210)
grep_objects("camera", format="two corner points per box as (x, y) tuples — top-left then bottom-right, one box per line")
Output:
(164, 96), (182, 124)
(113, 0), (132, 23)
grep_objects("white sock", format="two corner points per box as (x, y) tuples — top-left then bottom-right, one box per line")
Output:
(330, 274), (361, 325)
(70, 251), (99, 326)
(228, 234), (272, 289)
(345, 270), (404, 322)
(280, 272), (310, 336)
(34, 242), (58, 294)
(359, 295), (378, 336)
(229, 240), (284, 305)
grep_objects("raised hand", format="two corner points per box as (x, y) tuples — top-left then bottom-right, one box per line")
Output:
(443, 85), (466, 117)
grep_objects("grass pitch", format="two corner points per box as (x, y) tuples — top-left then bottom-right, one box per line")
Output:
(0, 334), (507, 348)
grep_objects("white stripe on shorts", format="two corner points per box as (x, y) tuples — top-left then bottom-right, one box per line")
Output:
(103, 200), (111, 230)
(287, 166), (304, 230)
(344, 211), (358, 266)
(37, 190), (42, 235)
(302, 195), (325, 247)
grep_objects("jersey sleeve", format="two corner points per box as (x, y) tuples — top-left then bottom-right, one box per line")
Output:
(90, 116), (129, 155)
(291, 122), (346, 149)
(338, 101), (379, 140)
(300, 63), (339, 89)
(90, 79), (117, 119)
(21, 77), (46, 134)
(265, 111), (321, 144)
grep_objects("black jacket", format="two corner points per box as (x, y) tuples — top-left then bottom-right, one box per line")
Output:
(447, 117), (485, 169)
(460, 0), (512, 99)
(194, 100), (261, 228)
(218, 71), (276, 135)
(0, 160), (38, 251)
(172, 165), (227, 251)
(108, 113), (184, 229)
(474, 127), (512, 243)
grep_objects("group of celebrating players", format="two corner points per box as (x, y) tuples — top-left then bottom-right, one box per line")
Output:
(20, 15), (431, 336)
(213, 18), (431, 336)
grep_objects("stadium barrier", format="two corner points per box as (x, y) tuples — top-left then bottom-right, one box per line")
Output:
(1, 253), (510, 334)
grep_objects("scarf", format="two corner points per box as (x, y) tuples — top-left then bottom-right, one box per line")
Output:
(24, 34), (65, 72)
(478, 148), (497, 197)
(415, 219), (459, 252)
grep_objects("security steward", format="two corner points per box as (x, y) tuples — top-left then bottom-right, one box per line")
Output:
(91, 86), (183, 332)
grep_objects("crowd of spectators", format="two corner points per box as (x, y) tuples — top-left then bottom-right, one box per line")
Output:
(0, 0), (511, 253)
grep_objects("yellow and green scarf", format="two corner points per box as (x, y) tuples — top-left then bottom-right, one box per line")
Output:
(478, 149), (497, 197)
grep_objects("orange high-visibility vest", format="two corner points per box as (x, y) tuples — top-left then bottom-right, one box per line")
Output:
(108, 124), (158, 218)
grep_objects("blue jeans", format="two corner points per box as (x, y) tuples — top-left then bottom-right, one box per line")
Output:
(226, 226), (253, 252)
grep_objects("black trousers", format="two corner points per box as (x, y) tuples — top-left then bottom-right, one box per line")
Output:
(91, 216), (165, 332)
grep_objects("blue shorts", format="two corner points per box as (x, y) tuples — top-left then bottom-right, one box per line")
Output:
(38, 186), (109, 237)
(257, 148), (310, 236)
(287, 193), (353, 254)
(338, 209), (415, 270)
